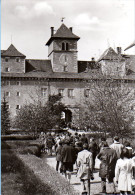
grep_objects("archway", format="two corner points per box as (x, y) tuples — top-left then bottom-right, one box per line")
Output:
(61, 109), (72, 126)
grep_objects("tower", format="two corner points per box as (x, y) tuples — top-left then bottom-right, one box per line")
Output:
(46, 24), (80, 73)
(1, 44), (26, 73)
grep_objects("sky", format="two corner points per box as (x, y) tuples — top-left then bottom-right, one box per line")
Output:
(1, 0), (135, 60)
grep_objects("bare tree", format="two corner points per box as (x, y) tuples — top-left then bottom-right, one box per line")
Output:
(80, 78), (135, 139)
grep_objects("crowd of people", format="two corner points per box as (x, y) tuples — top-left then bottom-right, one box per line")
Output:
(39, 132), (135, 195)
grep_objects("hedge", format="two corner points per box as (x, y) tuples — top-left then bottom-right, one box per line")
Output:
(19, 154), (79, 195)
(2, 141), (79, 195)
(4, 140), (42, 157)
(1, 134), (34, 141)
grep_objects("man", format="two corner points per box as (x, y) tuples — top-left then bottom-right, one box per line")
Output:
(81, 133), (88, 144)
(61, 139), (76, 182)
(46, 133), (55, 156)
(76, 143), (93, 195)
(97, 142), (118, 194)
(99, 137), (107, 151)
(88, 138), (99, 170)
(110, 136), (124, 159)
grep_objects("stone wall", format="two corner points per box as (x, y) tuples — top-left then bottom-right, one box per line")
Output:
(1, 57), (25, 73)
(48, 39), (78, 73)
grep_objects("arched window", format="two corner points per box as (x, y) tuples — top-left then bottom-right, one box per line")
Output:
(66, 43), (69, 51)
(62, 42), (65, 50)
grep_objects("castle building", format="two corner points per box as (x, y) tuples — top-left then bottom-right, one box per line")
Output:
(1, 23), (135, 126)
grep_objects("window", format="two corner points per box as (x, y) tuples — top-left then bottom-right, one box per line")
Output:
(41, 88), (47, 97)
(6, 81), (10, 85)
(116, 67), (119, 71)
(5, 58), (9, 62)
(62, 42), (65, 50)
(5, 92), (10, 97)
(66, 43), (69, 51)
(16, 81), (21, 85)
(84, 89), (90, 97)
(16, 105), (20, 109)
(5, 67), (10, 72)
(64, 66), (68, 72)
(7, 105), (10, 109)
(16, 58), (20, 62)
(68, 89), (74, 98)
(58, 89), (64, 97)
(62, 42), (69, 51)
(17, 92), (20, 96)
(3, 81), (10, 86)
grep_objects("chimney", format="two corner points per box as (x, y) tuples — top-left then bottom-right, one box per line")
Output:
(117, 47), (121, 54)
(69, 27), (73, 32)
(91, 57), (95, 61)
(50, 27), (54, 36)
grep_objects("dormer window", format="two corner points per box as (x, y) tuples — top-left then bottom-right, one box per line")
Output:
(16, 58), (20, 62)
(5, 67), (10, 72)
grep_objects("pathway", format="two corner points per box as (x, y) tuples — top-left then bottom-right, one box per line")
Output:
(43, 154), (118, 195)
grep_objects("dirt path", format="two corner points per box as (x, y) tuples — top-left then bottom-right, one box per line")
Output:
(45, 155), (117, 195)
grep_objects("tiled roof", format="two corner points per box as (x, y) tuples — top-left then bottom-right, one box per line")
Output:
(1, 50), (6, 54)
(46, 23), (80, 45)
(124, 55), (135, 73)
(2, 68), (135, 81)
(1, 68), (103, 80)
(98, 47), (124, 62)
(26, 59), (53, 73)
(53, 24), (80, 39)
(78, 60), (99, 73)
(1, 44), (26, 57)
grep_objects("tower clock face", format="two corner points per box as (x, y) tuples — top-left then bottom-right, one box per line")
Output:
(59, 54), (72, 66)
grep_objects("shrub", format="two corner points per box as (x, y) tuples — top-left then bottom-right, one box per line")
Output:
(2, 141), (78, 195)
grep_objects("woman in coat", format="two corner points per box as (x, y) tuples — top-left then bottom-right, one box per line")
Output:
(76, 143), (93, 195)
(115, 148), (133, 194)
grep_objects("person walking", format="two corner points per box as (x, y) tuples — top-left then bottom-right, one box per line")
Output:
(88, 137), (99, 170)
(61, 139), (76, 182)
(56, 141), (63, 172)
(115, 148), (133, 195)
(99, 137), (107, 151)
(81, 133), (88, 144)
(76, 143), (93, 195)
(110, 136), (124, 159)
(132, 155), (135, 194)
(97, 141), (117, 194)
(46, 133), (55, 156)
(124, 140), (134, 158)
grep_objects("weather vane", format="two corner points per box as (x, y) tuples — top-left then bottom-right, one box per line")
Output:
(61, 17), (65, 23)
(11, 34), (13, 44)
